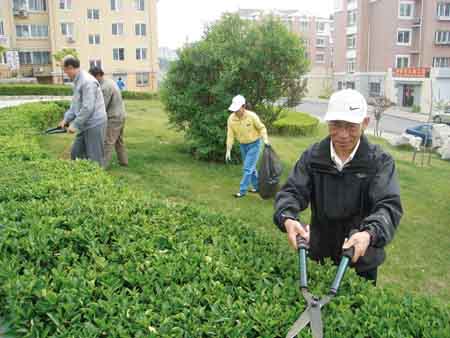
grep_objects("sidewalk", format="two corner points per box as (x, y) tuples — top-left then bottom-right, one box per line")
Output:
(0, 95), (72, 101)
(302, 97), (430, 123)
(382, 107), (430, 123)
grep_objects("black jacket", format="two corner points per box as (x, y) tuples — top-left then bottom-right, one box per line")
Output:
(274, 136), (403, 272)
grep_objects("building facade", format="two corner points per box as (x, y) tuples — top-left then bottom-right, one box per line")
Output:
(238, 9), (334, 98)
(333, 0), (450, 112)
(0, 0), (159, 91)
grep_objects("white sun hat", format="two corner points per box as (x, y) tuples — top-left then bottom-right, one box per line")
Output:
(324, 89), (368, 124)
(228, 95), (246, 112)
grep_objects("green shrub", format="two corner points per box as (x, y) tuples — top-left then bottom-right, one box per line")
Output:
(0, 102), (449, 337)
(0, 84), (72, 96)
(161, 14), (309, 161)
(273, 111), (319, 136)
(121, 90), (158, 100)
(0, 84), (158, 100)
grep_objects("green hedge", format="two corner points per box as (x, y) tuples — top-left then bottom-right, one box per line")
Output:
(0, 84), (158, 100)
(0, 102), (449, 337)
(273, 110), (319, 136)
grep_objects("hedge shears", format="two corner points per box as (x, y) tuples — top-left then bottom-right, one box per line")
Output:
(286, 231), (356, 338)
(44, 126), (67, 135)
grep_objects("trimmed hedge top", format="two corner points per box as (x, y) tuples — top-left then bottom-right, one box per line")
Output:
(0, 84), (158, 100)
(0, 102), (449, 337)
(273, 110), (319, 136)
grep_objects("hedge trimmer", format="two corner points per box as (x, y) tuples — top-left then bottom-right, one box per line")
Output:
(44, 126), (67, 135)
(286, 231), (356, 338)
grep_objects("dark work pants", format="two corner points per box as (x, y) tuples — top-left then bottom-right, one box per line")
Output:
(357, 268), (378, 285)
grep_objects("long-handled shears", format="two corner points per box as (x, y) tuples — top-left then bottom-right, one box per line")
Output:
(286, 231), (356, 338)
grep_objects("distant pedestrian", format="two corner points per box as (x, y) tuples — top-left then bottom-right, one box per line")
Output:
(58, 56), (107, 167)
(116, 77), (126, 91)
(89, 66), (128, 168)
(226, 95), (270, 198)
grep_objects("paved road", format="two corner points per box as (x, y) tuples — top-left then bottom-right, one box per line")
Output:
(296, 101), (421, 135)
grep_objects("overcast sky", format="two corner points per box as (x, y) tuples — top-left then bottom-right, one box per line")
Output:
(157, 0), (334, 49)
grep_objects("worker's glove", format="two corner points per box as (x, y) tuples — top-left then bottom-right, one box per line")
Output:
(225, 150), (231, 162)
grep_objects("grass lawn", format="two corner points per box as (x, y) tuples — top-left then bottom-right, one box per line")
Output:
(40, 99), (450, 303)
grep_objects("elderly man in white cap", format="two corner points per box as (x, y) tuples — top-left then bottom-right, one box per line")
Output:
(226, 95), (270, 198)
(274, 89), (403, 284)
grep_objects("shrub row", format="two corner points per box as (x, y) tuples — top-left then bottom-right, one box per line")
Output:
(0, 84), (158, 100)
(272, 110), (319, 136)
(0, 102), (449, 337)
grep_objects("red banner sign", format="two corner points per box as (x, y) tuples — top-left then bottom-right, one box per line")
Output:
(394, 67), (430, 78)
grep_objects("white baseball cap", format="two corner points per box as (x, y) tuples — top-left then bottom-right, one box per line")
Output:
(324, 89), (368, 124)
(228, 95), (246, 112)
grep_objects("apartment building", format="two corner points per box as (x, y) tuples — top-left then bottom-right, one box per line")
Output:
(333, 0), (450, 112)
(0, 0), (159, 91)
(238, 9), (334, 98)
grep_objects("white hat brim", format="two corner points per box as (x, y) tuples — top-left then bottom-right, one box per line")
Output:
(228, 102), (243, 112)
(324, 111), (365, 124)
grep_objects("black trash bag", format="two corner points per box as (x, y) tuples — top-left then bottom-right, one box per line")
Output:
(258, 145), (283, 199)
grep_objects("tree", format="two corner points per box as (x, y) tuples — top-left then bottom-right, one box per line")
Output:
(52, 48), (78, 83)
(368, 96), (393, 137)
(161, 14), (309, 161)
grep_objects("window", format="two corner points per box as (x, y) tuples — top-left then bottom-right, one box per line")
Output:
(347, 34), (356, 49)
(61, 23), (74, 37)
(316, 38), (325, 47)
(347, 58), (356, 73)
(395, 55), (410, 68)
(19, 51), (50, 65)
(369, 82), (381, 97)
(347, 10), (357, 26)
(136, 72), (149, 86)
(316, 53), (325, 63)
(437, 2), (450, 18)
(87, 9), (100, 20)
(0, 21), (4, 36)
(113, 48), (125, 61)
(16, 24), (48, 38)
(337, 81), (343, 90)
(433, 57), (450, 67)
(89, 34), (101, 45)
(316, 22), (325, 32)
(435, 31), (450, 44)
(135, 23), (147, 36)
(112, 23), (124, 36)
(135, 0), (145, 11)
(300, 21), (309, 32)
(347, 0), (357, 6)
(13, 0), (27, 10)
(399, 1), (414, 19)
(397, 29), (412, 45)
(89, 59), (102, 69)
(136, 47), (147, 60)
(0, 52), (6, 65)
(28, 0), (47, 11)
(346, 81), (355, 89)
(59, 0), (71, 10)
(111, 0), (122, 11)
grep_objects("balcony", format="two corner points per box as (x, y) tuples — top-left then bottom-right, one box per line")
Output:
(13, 8), (29, 17)
(412, 17), (421, 28)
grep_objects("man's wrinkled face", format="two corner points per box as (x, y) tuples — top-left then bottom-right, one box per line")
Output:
(328, 117), (369, 153)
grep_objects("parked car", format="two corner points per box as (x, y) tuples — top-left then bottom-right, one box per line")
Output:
(405, 124), (433, 147)
(433, 107), (450, 124)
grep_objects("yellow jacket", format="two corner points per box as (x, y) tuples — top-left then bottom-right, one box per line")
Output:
(226, 110), (269, 152)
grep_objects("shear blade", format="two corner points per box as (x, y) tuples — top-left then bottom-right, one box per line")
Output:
(310, 305), (324, 338)
(286, 308), (311, 338)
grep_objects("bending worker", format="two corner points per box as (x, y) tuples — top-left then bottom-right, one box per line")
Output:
(226, 95), (269, 198)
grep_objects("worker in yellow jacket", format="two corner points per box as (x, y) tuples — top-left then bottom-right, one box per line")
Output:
(226, 95), (269, 198)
